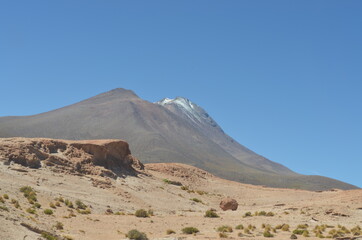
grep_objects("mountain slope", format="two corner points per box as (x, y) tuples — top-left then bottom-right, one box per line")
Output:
(0, 88), (357, 190)
(156, 97), (293, 175)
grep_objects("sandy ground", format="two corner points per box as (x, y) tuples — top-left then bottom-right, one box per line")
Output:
(0, 162), (361, 240)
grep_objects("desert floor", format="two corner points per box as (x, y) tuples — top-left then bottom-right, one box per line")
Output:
(0, 162), (361, 240)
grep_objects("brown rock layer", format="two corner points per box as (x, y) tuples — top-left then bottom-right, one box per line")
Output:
(0, 138), (143, 177)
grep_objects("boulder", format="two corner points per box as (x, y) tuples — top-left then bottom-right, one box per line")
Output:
(219, 197), (238, 211)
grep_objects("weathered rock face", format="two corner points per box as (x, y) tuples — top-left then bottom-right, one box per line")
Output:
(0, 138), (143, 178)
(219, 197), (238, 211)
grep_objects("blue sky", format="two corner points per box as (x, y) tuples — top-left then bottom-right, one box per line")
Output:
(1, 1), (361, 187)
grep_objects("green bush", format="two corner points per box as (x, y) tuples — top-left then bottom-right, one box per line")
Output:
(126, 229), (148, 240)
(44, 209), (53, 215)
(182, 227), (199, 234)
(135, 209), (149, 218)
(3, 194), (9, 199)
(204, 210), (219, 218)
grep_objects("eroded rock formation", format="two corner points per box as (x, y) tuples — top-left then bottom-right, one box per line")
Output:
(0, 138), (143, 178)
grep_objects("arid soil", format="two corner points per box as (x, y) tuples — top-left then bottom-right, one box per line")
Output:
(0, 138), (361, 240)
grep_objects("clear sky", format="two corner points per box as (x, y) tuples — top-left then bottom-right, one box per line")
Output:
(1, 1), (361, 188)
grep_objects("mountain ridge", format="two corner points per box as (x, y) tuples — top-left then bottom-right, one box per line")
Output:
(0, 88), (357, 190)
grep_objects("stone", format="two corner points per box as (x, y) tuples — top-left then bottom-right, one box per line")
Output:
(219, 197), (238, 211)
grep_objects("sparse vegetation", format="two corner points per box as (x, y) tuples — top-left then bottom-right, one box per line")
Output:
(26, 208), (36, 214)
(75, 200), (87, 210)
(135, 209), (149, 218)
(204, 210), (219, 218)
(147, 209), (154, 216)
(41, 232), (57, 240)
(20, 186), (37, 202)
(244, 228), (251, 234)
(64, 199), (74, 208)
(266, 211), (275, 216)
(243, 211), (252, 217)
(281, 224), (290, 231)
(34, 202), (41, 208)
(190, 198), (202, 203)
(77, 208), (91, 214)
(303, 230), (310, 237)
(293, 229), (307, 235)
(166, 229), (175, 234)
(254, 211), (275, 217)
(235, 224), (244, 230)
(256, 210), (267, 216)
(219, 232), (228, 238)
(297, 224), (308, 229)
(163, 179), (182, 186)
(217, 225), (233, 233)
(263, 230), (274, 238)
(11, 199), (21, 209)
(114, 211), (125, 215)
(54, 221), (64, 230)
(182, 227), (199, 234)
(50, 202), (56, 209)
(56, 197), (64, 203)
(3, 194), (9, 199)
(196, 190), (207, 195)
(0, 205), (9, 211)
(126, 229), (148, 240)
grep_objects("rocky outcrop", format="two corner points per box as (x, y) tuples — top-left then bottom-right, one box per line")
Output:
(219, 197), (238, 211)
(0, 138), (143, 178)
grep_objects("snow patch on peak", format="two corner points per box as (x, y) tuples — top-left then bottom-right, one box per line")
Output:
(156, 97), (206, 123)
(156, 97), (200, 121)
(155, 96), (222, 130)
